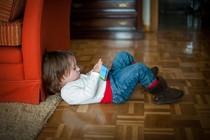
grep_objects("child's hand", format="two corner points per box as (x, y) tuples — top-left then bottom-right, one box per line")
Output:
(93, 59), (102, 73)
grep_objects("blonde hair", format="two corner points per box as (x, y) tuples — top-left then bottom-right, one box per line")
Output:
(42, 50), (75, 94)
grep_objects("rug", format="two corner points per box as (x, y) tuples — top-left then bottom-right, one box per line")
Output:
(0, 94), (61, 140)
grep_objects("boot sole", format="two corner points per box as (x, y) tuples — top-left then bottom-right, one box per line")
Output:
(153, 90), (184, 105)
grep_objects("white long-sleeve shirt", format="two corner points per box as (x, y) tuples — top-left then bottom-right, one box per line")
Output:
(61, 71), (106, 105)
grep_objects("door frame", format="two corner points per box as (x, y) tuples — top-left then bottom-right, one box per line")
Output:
(150, 0), (159, 32)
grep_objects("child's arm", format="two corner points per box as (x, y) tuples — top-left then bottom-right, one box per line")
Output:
(61, 59), (105, 105)
(86, 59), (102, 75)
(92, 59), (102, 73)
(61, 72), (103, 105)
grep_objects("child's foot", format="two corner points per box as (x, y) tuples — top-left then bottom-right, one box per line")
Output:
(153, 87), (184, 104)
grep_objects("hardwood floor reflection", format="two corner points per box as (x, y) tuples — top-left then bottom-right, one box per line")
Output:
(37, 31), (210, 140)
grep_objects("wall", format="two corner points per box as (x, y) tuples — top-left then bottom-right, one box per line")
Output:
(143, 0), (150, 31)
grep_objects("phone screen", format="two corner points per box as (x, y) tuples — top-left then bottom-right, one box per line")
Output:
(100, 64), (109, 80)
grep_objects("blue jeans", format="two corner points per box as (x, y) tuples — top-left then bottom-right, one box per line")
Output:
(109, 52), (156, 104)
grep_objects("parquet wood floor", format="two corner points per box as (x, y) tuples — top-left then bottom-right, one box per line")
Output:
(37, 31), (210, 140)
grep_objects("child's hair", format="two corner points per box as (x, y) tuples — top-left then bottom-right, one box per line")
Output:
(42, 50), (75, 94)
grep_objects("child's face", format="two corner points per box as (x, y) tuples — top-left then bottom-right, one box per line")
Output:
(62, 58), (80, 85)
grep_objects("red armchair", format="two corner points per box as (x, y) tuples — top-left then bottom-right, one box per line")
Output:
(0, 0), (71, 104)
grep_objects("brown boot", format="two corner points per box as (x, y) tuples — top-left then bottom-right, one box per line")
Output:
(147, 76), (184, 104)
(151, 66), (159, 76)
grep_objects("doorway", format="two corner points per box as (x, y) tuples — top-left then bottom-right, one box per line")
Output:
(158, 0), (201, 31)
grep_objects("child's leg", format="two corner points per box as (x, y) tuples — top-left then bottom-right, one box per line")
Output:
(110, 52), (159, 76)
(109, 52), (184, 105)
(110, 63), (156, 104)
(110, 52), (135, 73)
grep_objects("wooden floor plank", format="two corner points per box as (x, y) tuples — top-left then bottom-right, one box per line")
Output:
(37, 31), (210, 140)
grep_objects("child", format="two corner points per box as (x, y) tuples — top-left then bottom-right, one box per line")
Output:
(42, 51), (183, 105)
